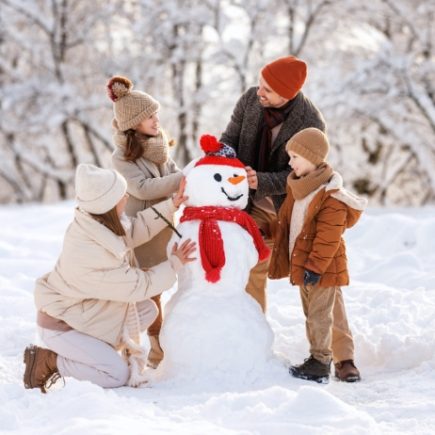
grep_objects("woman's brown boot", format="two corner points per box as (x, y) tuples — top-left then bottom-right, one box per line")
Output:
(23, 345), (61, 393)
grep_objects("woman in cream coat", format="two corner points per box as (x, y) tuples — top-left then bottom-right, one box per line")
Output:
(23, 164), (195, 393)
(108, 75), (183, 368)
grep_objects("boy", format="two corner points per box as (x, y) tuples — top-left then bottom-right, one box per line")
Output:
(269, 128), (367, 383)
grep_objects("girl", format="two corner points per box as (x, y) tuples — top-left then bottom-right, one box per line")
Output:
(23, 164), (195, 392)
(108, 76), (183, 368)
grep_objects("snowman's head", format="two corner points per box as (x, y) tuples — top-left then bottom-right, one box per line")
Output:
(184, 135), (248, 209)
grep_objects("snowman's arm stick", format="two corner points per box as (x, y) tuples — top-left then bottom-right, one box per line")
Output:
(150, 206), (183, 239)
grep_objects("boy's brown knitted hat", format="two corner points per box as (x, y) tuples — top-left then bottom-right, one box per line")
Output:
(286, 128), (330, 165)
(106, 76), (160, 131)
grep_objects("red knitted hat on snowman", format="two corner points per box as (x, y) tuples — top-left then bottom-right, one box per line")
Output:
(195, 135), (244, 168)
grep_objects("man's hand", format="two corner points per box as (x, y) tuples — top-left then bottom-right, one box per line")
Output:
(245, 166), (258, 190)
(303, 269), (321, 287)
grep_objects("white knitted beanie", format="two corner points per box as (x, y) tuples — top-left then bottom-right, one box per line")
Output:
(75, 164), (127, 214)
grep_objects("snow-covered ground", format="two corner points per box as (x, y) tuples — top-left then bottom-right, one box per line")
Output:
(1, 202), (434, 435)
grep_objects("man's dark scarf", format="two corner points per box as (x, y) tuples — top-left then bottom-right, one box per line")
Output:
(255, 98), (296, 172)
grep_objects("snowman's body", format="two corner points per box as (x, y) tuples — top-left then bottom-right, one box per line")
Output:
(170, 219), (258, 297)
(159, 139), (273, 380)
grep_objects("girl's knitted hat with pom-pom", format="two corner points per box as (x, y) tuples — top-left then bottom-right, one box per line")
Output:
(107, 76), (160, 131)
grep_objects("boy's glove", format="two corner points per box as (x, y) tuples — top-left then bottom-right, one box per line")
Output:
(304, 269), (321, 286)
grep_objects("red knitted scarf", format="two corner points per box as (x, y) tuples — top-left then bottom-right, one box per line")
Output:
(180, 206), (270, 283)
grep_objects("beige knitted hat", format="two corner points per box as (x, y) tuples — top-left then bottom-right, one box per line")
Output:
(75, 163), (127, 214)
(107, 76), (160, 131)
(286, 128), (330, 165)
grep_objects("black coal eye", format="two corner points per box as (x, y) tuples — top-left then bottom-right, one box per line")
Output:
(233, 174), (238, 177)
(214, 173), (222, 182)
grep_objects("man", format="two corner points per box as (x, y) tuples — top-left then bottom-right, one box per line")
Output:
(221, 55), (325, 312)
(221, 56), (361, 382)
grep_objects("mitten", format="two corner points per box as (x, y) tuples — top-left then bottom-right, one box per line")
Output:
(303, 269), (321, 286)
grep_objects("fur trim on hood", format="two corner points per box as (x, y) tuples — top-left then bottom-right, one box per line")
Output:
(326, 172), (367, 211)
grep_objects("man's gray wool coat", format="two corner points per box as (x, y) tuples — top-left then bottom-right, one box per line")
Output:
(220, 87), (326, 211)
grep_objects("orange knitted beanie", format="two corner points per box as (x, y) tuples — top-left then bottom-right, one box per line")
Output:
(261, 56), (307, 100)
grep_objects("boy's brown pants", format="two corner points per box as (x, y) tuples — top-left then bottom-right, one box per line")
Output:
(299, 284), (355, 364)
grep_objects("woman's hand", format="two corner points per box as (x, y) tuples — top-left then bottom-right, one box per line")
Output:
(171, 239), (196, 265)
(172, 177), (188, 208)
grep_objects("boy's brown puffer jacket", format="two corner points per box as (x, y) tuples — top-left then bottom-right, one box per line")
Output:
(269, 173), (366, 287)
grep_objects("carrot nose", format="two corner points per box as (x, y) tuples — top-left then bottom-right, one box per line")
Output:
(228, 175), (245, 185)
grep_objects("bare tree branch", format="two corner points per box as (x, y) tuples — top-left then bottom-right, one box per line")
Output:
(0, 0), (51, 35)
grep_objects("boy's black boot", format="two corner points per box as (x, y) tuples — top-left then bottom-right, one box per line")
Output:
(290, 355), (330, 383)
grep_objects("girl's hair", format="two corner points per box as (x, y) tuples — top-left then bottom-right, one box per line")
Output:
(90, 206), (126, 236)
(124, 129), (144, 162)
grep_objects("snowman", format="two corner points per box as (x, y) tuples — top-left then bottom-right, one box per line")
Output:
(159, 135), (274, 381)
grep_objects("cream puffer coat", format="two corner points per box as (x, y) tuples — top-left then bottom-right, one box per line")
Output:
(34, 198), (179, 348)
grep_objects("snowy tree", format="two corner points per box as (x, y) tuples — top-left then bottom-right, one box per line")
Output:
(0, 0), (433, 205)
(316, 0), (435, 205)
(0, 0), (123, 201)
(124, 0), (213, 164)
